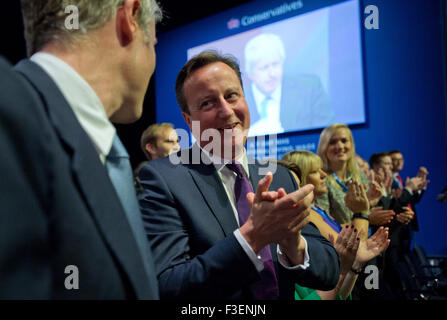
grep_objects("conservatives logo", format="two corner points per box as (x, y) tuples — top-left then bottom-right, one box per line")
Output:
(227, 18), (240, 30)
(227, 0), (303, 30)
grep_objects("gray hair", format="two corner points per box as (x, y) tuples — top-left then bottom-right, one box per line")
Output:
(20, 0), (162, 56)
(244, 33), (286, 76)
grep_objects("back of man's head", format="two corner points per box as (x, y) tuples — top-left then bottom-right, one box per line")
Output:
(20, 0), (162, 57)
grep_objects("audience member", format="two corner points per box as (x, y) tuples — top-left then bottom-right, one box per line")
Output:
(369, 151), (427, 299)
(355, 154), (370, 176)
(138, 51), (339, 300)
(140, 122), (180, 161)
(280, 151), (390, 300)
(315, 124), (378, 224)
(389, 150), (429, 232)
(0, 0), (162, 299)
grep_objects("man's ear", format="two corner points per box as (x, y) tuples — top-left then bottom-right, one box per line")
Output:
(145, 143), (156, 156)
(116, 0), (141, 46)
(182, 112), (192, 131)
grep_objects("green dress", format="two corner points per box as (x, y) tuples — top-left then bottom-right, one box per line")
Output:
(294, 284), (351, 300)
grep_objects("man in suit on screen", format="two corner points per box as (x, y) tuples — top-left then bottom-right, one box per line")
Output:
(243, 33), (334, 136)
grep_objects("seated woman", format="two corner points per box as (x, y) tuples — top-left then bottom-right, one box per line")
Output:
(280, 150), (390, 300)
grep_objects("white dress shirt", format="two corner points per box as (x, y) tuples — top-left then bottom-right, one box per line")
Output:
(30, 52), (115, 163)
(249, 83), (284, 136)
(200, 146), (309, 272)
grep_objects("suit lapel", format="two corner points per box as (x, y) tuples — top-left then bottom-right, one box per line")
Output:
(183, 146), (238, 236)
(14, 60), (152, 298)
(248, 162), (263, 192)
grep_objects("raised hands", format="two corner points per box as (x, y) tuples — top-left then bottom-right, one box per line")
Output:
(355, 227), (390, 266)
(369, 206), (395, 226)
(344, 180), (370, 213)
(375, 167), (392, 195)
(328, 225), (359, 275)
(367, 180), (382, 208)
(417, 166), (429, 180)
(405, 176), (423, 193)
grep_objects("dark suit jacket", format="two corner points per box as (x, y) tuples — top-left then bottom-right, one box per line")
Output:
(138, 146), (339, 300)
(0, 57), (158, 299)
(244, 75), (334, 134)
(391, 179), (424, 232)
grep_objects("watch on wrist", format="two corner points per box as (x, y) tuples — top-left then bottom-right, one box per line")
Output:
(353, 212), (369, 221)
(351, 266), (362, 274)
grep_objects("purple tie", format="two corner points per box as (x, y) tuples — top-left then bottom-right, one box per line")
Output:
(226, 163), (279, 300)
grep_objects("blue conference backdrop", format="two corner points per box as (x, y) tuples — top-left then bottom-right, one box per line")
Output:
(154, 0), (447, 255)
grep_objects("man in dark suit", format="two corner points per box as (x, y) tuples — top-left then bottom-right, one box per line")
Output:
(138, 51), (339, 300)
(389, 150), (428, 233)
(243, 33), (334, 136)
(0, 0), (162, 299)
(369, 151), (425, 298)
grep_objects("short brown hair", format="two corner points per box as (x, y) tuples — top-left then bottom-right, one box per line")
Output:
(20, 0), (162, 57)
(175, 50), (243, 114)
(140, 122), (173, 160)
(369, 152), (390, 168)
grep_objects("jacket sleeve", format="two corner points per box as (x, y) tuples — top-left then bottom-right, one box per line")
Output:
(0, 59), (53, 299)
(137, 163), (260, 300)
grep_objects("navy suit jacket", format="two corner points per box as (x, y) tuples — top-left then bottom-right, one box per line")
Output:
(138, 146), (339, 300)
(0, 57), (158, 299)
(245, 75), (334, 134)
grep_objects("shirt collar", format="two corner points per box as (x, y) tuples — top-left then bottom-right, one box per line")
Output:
(251, 82), (282, 110)
(198, 143), (250, 178)
(30, 52), (116, 158)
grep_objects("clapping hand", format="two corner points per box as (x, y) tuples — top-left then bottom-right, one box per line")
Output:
(369, 206), (395, 226)
(328, 225), (360, 276)
(244, 173), (313, 264)
(367, 180), (382, 208)
(405, 176), (423, 192)
(417, 166), (429, 180)
(344, 180), (370, 213)
(396, 206), (414, 225)
(355, 227), (390, 266)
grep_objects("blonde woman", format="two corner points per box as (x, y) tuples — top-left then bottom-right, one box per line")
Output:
(280, 150), (389, 300)
(316, 124), (382, 224)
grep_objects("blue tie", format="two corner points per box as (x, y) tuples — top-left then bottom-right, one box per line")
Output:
(226, 162), (279, 300)
(260, 96), (271, 119)
(106, 135), (155, 278)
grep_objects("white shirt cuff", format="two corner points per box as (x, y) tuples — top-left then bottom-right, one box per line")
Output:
(277, 235), (310, 270)
(234, 229), (264, 272)
(405, 187), (414, 196)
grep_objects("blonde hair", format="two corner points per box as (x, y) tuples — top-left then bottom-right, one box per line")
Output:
(21, 0), (162, 56)
(317, 124), (361, 183)
(140, 122), (174, 160)
(281, 150), (322, 187)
